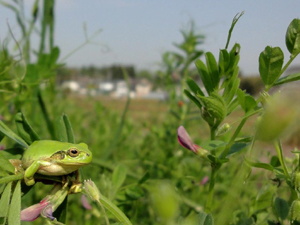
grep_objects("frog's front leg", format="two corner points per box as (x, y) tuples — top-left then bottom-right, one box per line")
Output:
(24, 160), (49, 186)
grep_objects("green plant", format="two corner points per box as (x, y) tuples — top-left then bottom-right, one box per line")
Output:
(181, 13), (300, 224)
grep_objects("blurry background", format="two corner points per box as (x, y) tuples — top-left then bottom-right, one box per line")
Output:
(1, 0), (300, 75)
(1, 1), (300, 224)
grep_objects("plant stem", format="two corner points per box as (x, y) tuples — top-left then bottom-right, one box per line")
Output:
(279, 54), (298, 77)
(0, 173), (23, 184)
(98, 195), (132, 225)
(274, 140), (291, 181)
(210, 126), (216, 140)
(219, 117), (247, 159)
(205, 167), (218, 213)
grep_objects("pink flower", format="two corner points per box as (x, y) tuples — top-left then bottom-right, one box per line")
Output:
(21, 200), (50, 221)
(200, 176), (209, 185)
(81, 195), (92, 210)
(177, 126), (208, 156)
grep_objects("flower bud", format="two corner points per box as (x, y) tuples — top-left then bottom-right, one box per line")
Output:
(199, 92), (227, 128)
(216, 123), (231, 136)
(84, 179), (100, 202)
(177, 126), (208, 157)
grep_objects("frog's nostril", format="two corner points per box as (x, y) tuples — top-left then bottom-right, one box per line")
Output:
(86, 153), (90, 157)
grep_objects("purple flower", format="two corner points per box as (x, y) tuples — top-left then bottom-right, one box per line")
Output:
(21, 200), (50, 221)
(177, 126), (208, 156)
(42, 204), (55, 220)
(81, 195), (92, 210)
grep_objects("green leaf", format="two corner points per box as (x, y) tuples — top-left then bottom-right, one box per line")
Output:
(222, 67), (240, 104)
(112, 165), (127, 192)
(0, 131), (5, 143)
(274, 72), (300, 86)
(184, 89), (202, 110)
(226, 43), (241, 75)
(55, 116), (68, 142)
(244, 158), (274, 171)
(227, 142), (249, 156)
(270, 156), (280, 167)
(205, 52), (220, 88)
(286, 18), (300, 56)
(125, 186), (144, 200)
(227, 97), (239, 115)
(15, 112), (40, 145)
(198, 211), (208, 225)
(0, 184), (5, 194)
(49, 47), (60, 67)
(186, 78), (204, 97)
(1, 148), (23, 159)
(274, 197), (289, 220)
(63, 114), (75, 144)
(218, 49), (230, 76)
(37, 91), (55, 139)
(254, 185), (275, 212)
(55, 114), (75, 143)
(204, 214), (214, 225)
(0, 168), (8, 177)
(138, 171), (150, 185)
(8, 181), (21, 225)
(195, 59), (213, 94)
(0, 152), (15, 174)
(234, 212), (255, 225)
(0, 120), (28, 148)
(259, 46), (284, 87)
(0, 182), (11, 218)
(236, 89), (256, 113)
(201, 140), (226, 151)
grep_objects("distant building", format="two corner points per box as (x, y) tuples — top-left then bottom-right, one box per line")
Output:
(61, 81), (80, 92)
(135, 79), (152, 98)
(99, 82), (114, 94)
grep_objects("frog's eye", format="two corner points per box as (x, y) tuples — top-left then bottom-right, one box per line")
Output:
(68, 148), (79, 157)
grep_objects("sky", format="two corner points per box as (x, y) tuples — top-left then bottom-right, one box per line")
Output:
(0, 0), (300, 76)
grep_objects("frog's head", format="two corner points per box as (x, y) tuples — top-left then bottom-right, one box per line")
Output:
(52, 142), (93, 166)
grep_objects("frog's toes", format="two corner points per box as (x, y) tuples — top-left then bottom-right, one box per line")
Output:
(24, 177), (35, 186)
(69, 182), (82, 194)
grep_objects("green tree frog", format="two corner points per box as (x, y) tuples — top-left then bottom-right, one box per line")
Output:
(22, 140), (92, 187)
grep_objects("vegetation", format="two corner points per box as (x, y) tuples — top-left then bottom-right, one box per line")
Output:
(1, 2), (300, 225)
